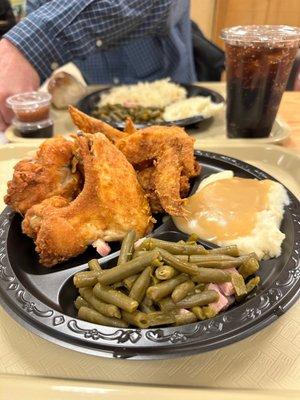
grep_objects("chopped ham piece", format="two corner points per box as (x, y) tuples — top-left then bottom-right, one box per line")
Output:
(218, 268), (238, 296)
(207, 283), (229, 314)
(92, 239), (111, 257)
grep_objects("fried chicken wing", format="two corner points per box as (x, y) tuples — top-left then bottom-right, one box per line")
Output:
(118, 126), (200, 216)
(23, 133), (153, 267)
(69, 105), (125, 143)
(136, 166), (191, 213)
(69, 107), (200, 216)
(5, 137), (81, 214)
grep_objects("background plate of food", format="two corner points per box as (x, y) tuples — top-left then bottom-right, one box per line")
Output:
(0, 109), (299, 359)
(76, 79), (225, 129)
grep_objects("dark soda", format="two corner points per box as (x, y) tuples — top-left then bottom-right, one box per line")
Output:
(222, 26), (300, 138)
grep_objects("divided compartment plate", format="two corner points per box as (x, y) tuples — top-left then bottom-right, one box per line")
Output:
(76, 84), (225, 130)
(0, 151), (299, 360)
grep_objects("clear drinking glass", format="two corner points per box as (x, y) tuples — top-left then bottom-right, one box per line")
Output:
(221, 25), (300, 138)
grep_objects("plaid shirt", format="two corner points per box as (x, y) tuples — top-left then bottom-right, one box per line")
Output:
(4, 0), (196, 84)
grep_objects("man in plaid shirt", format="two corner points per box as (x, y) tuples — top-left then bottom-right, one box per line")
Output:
(0, 0), (195, 130)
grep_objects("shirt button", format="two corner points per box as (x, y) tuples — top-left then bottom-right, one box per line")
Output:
(51, 62), (59, 70)
(113, 77), (120, 84)
(96, 38), (102, 47)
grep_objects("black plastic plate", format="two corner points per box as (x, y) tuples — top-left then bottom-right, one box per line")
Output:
(76, 84), (225, 130)
(0, 151), (299, 360)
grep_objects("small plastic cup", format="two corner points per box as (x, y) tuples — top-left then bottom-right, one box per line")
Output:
(6, 92), (53, 138)
(221, 25), (300, 138)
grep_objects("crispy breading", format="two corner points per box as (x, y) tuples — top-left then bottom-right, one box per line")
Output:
(22, 134), (153, 267)
(5, 137), (81, 215)
(70, 107), (200, 216)
(124, 117), (137, 134)
(69, 105), (125, 143)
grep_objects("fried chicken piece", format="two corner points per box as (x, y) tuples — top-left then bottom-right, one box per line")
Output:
(69, 105), (125, 142)
(22, 196), (69, 239)
(23, 133), (153, 267)
(5, 137), (81, 215)
(124, 117), (137, 134)
(70, 107), (200, 216)
(112, 126), (200, 216)
(137, 166), (191, 213)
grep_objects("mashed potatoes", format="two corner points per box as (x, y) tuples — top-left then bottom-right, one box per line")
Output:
(163, 96), (224, 121)
(173, 171), (289, 260)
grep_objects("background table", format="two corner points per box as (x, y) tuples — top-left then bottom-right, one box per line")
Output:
(279, 91), (300, 151)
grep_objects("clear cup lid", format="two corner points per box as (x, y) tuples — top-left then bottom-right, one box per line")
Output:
(6, 91), (52, 110)
(221, 25), (300, 45)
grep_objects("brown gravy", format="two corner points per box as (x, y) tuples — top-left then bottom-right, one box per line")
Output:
(174, 177), (271, 241)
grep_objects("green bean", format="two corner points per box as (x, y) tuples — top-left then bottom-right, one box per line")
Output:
(190, 253), (257, 267)
(122, 311), (149, 329)
(202, 305), (218, 319)
(173, 255), (190, 262)
(146, 311), (176, 327)
(123, 274), (139, 290)
(192, 259), (251, 269)
(74, 296), (89, 310)
(132, 250), (147, 259)
(96, 104), (164, 124)
(189, 254), (235, 263)
(79, 287), (121, 318)
(78, 306), (128, 328)
(111, 281), (123, 289)
(238, 258), (260, 279)
(129, 266), (152, 303)
(192, 306), (207, 320)
(158, 249), (199, 275)
(231, 273), (247, 296)
(93, 283), (138, 313)
(194, 283), (206, 293)
(141, 238), (206, 255)
(206, 245), (239, 257)
(159, 290), (219, 310)
(117, 230), (136, 265)
(147, 273), (189, 302)
(88, 259), (102, 272)
(193, 268), (231, 283)
(236, 276), (260, 301)
(155, 265), (177, 280)
(176, 290), (219, 309)
(150, 274), (160, 286)
(151, 258), (164, 268)
(98, 250), (160, 285)
(73, 271), (102, 288)
(189, 255), (252, 268)
(171, 280), (195, 303)
(173, 310), (197, 326)
(246, 276), (260, 293)
(139, 296), (155, 313)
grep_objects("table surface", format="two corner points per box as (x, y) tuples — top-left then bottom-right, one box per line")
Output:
(278, 91), (300, 151)
(1, 83), (300, 151)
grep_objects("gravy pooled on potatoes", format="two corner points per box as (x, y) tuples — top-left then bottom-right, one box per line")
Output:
(174, 177), (272, 241)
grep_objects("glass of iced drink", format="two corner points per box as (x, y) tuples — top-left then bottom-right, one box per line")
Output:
(221, 25), (300, 138)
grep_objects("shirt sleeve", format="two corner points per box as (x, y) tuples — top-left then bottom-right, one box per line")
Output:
(4, 0), (171, 80)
